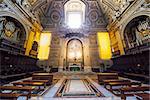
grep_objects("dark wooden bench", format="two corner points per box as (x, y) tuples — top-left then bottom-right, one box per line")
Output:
(12, 81), (45, 89)
(106, 81), (141, 91)
(134, 93), (150, 100)
(0, 86), (35, 99)
(23, 79), (49, 87)
(32, 73), (53, 85)
(97, 73), (119, 84)
(0, 93), (21, 100)
(108, 81), (132, 91)
(120, 86), (150, 99)
(103, 79), (130, 88)
(124, 73), (150, 83)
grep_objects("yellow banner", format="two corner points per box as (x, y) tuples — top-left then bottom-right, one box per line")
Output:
(97, 32), (112, 60)
(38, 32), (51, 60)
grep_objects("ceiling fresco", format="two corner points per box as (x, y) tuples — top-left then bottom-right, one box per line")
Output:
(32, 0), (107, 34)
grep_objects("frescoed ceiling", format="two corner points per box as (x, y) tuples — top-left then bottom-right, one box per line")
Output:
(31, 0), (107, 34)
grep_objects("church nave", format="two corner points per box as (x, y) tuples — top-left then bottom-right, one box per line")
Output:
(0, 0), (149, 100)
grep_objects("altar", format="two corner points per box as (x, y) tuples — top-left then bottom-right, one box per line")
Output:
(69, 63), (81, 71)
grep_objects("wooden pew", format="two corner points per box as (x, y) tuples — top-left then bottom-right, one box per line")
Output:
(106, 81), (141, 91)
(103, 79), (130, 88)
(108, 81), (132, 91)
(32, 73), (53, 85)
(134, 93), (150, 100)
(12, 81), (45, 89)
(0, 86), (35, 99)
(23, 80), (49, 87)
(0, 93), (21, 100)
(120, 86), (150, 99)
(97, 73), (119, 84)
(23, 79), (49, 83)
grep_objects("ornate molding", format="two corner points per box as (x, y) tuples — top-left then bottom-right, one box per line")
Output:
(107, 0), (148, 31)
(33, 0), (107, 35)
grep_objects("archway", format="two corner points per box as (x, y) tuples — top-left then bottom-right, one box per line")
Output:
(66, 39), (84, 71)
(0, 12), (29, 40)
(123, 15), (149, 49)
(0, 16), (26, 45)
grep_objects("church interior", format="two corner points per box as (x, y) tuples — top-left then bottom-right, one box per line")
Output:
(0, 0), (150, 100)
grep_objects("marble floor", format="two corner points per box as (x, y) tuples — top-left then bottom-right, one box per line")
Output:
(67, 80), (89, 93)
(6, 73), (143, 100)
(29, 76), (122, 100)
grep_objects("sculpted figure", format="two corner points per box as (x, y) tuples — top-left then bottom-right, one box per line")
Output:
(135, 27), (143, 46)
(13, 28), (20, 41)
(4, 21), (16, 38)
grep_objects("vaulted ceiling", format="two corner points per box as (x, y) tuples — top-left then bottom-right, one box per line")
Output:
(31, 0), (108, 34)
(28, 0), (142, 35)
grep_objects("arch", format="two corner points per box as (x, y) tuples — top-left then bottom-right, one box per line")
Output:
(0, 11), (29, 40)
(123, 15), (149, 48)
(65, 38), (84, 71)
(120, 11), (150, 40)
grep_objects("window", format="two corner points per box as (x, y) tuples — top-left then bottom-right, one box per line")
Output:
(67, 12), (82, 28)
(64, 0), (85, 29)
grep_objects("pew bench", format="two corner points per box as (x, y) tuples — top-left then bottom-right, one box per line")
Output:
(103, 79), (130, 88)
(134, 93), (150, 100)
(0, 93), (21, 100)
(106, 81), (141, 92)
(23, 80), (49, 87)
(124, 73), (150, 83)
(32, 73), (53, 85)
(108, 81), (132, 91)
(0, 86), (35, 99)
(97, 73), (119, 84)
(12, 81), (45, 89)
(120, 86), (150, 99)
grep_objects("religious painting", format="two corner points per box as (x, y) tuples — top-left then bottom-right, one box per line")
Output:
(67, 39), (83, 63)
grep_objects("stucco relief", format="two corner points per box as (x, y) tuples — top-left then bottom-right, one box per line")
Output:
(0, 16), (26, 44)
(100, 0), (134, 22)
(124, 15), (150, 48)
(89, 35), (97, 44)
(33, 0), (107, 31)
(51, 35), (60, 45)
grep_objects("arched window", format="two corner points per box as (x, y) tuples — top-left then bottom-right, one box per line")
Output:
(64, 0), (85, 29)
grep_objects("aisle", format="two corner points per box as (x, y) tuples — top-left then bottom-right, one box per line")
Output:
(29, 76), (123, 100)
(67, 80), (90, 93)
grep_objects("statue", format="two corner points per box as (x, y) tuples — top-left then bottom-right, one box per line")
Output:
(135, 27), (143, 46)
(13, 28), (20, 41)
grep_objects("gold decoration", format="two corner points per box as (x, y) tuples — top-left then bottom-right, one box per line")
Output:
(4, 30), (13, 37)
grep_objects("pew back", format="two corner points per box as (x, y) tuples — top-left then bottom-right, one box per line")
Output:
(32, 73), (53, 85)
(97, 73), (119, 84)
